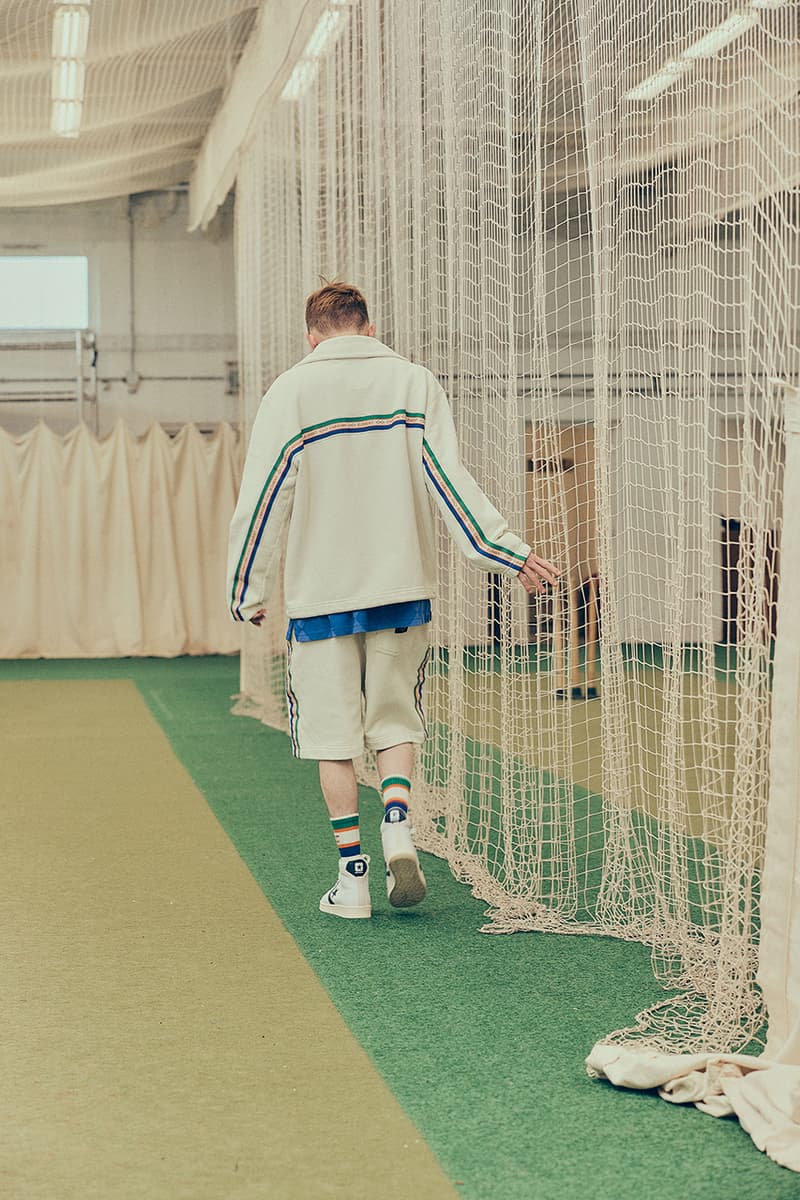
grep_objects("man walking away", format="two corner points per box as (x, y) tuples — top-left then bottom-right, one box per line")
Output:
(227, 283), (559, 919)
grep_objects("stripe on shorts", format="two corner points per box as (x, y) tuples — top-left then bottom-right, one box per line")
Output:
(285, 641), (300, 756)
(414, 647), (430, 736)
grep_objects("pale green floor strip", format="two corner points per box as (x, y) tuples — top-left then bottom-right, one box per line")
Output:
(1, 680), (457, 1200)
(434, 670), (739, 840)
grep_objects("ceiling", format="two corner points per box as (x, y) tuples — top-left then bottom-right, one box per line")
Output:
(534, 0), (800, 220)
(0, 0), (797, 222)
(0, 0), (259, 207)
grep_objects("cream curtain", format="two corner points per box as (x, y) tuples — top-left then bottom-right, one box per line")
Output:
(0, 421), (242, 658)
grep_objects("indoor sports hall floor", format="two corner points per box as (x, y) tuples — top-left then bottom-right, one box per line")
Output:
(430, 644), (742, 842)
(4, 656), (795, 1200)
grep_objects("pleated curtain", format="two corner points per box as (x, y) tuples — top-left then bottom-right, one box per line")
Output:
(0, 421), (242, 657)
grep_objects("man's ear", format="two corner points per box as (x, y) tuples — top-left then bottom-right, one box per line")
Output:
(306, 329), (320, 350)
(367, 323), (376, 337)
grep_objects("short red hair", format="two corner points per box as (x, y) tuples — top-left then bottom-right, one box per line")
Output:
(305, 281), (370, 334)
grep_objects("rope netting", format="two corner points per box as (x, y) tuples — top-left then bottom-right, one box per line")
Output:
(0, 1), (259, 205)
(233, 0), (800, 1053)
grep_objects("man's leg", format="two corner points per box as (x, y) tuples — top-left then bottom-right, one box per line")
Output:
(319, 758), (363, 860)
(286, 634), (370, 918)
(376, 745), (425, 908)
(319, 759), (359, 819)
(363, 628), (428, 907)
(377, 743), (414, 823)
(376, 743), (414, 783)
(317, 758), (370, 919)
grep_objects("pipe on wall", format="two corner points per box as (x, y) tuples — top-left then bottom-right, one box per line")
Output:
(125, 197), (141, 394)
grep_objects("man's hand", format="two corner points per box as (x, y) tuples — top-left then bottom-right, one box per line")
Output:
(249, 609), (267, 626)
(518, 552), (561, 596)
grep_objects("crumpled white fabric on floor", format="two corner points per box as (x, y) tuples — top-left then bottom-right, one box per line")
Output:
(586, 1043), (800, 1173)
(0, 421), (242, 658)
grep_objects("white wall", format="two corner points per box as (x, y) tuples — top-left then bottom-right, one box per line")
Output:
(0, 190), (237, 437)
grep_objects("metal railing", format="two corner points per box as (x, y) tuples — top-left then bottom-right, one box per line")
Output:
(0, 330), (98, 431)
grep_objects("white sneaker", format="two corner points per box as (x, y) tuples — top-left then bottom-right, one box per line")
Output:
(319, 855), (372, 919)
(381, 814), (426, 908)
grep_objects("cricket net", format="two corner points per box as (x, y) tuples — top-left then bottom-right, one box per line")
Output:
(232, 0), (800, 1054)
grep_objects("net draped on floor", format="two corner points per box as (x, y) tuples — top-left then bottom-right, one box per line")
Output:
(228, 0), (799, 1056)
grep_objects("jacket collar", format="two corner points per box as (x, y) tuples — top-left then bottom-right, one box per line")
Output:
(301, 335), (400, 364)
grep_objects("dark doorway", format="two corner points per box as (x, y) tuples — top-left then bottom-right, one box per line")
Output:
(720, 518), (779, 643)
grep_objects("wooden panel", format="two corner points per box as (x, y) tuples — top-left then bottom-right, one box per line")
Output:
(525, 422), (597, 585)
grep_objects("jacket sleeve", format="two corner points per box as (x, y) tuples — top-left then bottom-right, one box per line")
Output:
(227, 382), (300, 621)
(422, 383), (530, 577)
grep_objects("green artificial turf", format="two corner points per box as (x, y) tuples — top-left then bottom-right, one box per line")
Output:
(448, 640), (745, 682)
(433, 727), (757, 942)
(2, 656), (795, 1200)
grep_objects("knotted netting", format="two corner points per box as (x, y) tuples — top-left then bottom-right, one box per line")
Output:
(0, 1), (259, 206)
(232, 0), (800, 1053)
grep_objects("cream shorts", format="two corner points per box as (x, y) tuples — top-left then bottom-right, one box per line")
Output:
(285, 625), (430, 760)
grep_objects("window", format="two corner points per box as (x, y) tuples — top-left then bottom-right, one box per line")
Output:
(0, 255), (89, 330)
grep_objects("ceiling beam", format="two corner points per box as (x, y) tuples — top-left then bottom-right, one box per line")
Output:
(188, 0), (328, 232)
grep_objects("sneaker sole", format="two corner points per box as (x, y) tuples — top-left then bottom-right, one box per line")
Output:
(319, 899), (372, 919)
(386, 854), (426, 908)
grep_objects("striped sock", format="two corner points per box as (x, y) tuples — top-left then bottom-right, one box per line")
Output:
(381, 775), (410, 822)
(331, 812), (361, 858)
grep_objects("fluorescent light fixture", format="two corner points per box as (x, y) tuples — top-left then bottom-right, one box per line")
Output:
(280, 2), (350, 101)
(305, 9), (346, 60)
(51, 59), (86, 102)
(682, 10), (759, 59)
(51, 99), (83, 138)
(281, 59), (320, 101)
(51, 6), (91, 60)
(625, 59), (688, 101)
(51, 3), (91, 137)
(625, 7), (766, 103)
(750, 0), (790, 8)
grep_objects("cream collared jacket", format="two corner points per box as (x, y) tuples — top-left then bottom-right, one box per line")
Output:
(227, 336), (530, 621)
